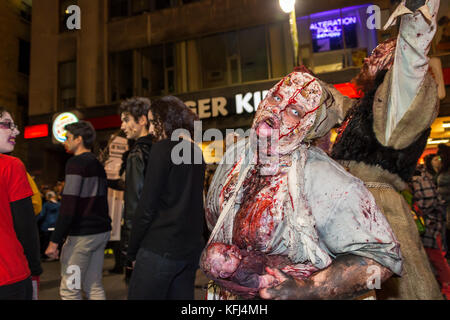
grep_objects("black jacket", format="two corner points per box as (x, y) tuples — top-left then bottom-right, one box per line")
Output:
(127, 139), (206, 262)
(122, 135), (153, 247)
(331, 70), (430, 183)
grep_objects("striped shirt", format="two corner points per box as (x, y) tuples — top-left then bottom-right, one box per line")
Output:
(51, 152), (111, 244)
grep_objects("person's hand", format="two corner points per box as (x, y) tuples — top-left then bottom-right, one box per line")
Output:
(45, 242), (59, 260)
(259, 267), (311, 300)
(258, 273), (278, 289)
(132, 260), (136, 269)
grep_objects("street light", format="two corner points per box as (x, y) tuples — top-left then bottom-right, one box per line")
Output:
(279, 0), (299, 66)
(279, 0), (295, 13)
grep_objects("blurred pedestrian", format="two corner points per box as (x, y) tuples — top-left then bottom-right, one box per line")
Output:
(127, 96), (206, 300)
(437, 144), (450, 258)
(0, 106), (42, 299)
(45, 121), (112, 300)
(38, 191), (60, 261)
(410, 154), (450, 299)
(54, 181), (64, 201)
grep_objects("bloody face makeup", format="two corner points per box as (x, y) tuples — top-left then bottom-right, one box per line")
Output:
(0, 112), (20, 154)
(252, 72), (323, 157)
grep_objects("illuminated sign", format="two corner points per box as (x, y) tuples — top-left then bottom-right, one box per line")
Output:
(310, 17), (357, 39)
(333, 82), (362, 98)
(186, 84), (359, 119)
(24, 124), (49, 139)
(52, 112), (79, 143)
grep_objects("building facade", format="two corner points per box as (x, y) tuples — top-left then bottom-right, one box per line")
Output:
(0, 0), (32, 162)
(26, 0), (450, 185)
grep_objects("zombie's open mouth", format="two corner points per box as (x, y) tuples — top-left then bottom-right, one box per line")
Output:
(256, 117), (279, 138)
(8, 137), (16, 145)
(265, 118), (275, 128)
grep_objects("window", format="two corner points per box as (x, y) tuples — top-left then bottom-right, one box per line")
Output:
(110, 51), (133, 102)
(193, 26), (269, 89)
(131, 0), (151, 15)
(138, 43), (175, 97)
(297, 5), (378, 74)
(140, 45), (164, 97)
(60, 0), (78, 32)
(149, 0), (177, 12)
(180, 0), (201, 4)
(199, 33), (231, 88)
(59, 61), (77, 110)
(110, 0), (129, 18)
(165, 43), (176, 93)
(20, 0), (32, 22)
(109, 0), (195, 19)
(18, 39), (30, 75)
(239, 26), (268, 83)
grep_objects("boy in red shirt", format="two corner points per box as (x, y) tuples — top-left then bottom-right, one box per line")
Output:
(0, 107), (42, 299)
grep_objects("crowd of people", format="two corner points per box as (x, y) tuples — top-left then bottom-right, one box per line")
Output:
(0, 0), (449, 301)
(409, 146), (450, 298)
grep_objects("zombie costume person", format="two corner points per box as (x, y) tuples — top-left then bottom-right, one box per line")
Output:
(202, 69), (403, 300)
(331, 0), (443, 299)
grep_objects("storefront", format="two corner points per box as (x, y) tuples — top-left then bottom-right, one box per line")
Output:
(296, 4), (381, 74)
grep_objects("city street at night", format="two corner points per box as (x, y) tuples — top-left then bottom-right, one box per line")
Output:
(1, 0), (450, 310)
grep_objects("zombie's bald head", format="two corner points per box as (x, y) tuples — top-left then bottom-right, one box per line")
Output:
(353, 38), (397, 93)
(252, 71), (323, 156)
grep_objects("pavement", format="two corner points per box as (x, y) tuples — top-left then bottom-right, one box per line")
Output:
(38, 253), (210, 300)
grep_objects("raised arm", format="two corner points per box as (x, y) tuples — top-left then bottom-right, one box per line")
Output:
(384, 0), (440, 142)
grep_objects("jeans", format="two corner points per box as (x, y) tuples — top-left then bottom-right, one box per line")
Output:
(128, 248), (199, 300)
(59, 231), (110, 300)
(0, 277), (32, 300)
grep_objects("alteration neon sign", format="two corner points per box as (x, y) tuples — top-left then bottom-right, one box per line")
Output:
(310, 16), (357, 39)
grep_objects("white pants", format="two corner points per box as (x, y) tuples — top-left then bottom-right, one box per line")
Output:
(59, 231), (110, 300)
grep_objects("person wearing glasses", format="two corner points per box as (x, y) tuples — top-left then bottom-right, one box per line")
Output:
(0, 107), (42, 299)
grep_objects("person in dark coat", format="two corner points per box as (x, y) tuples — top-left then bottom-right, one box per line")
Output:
(127, 96), (206, 300)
